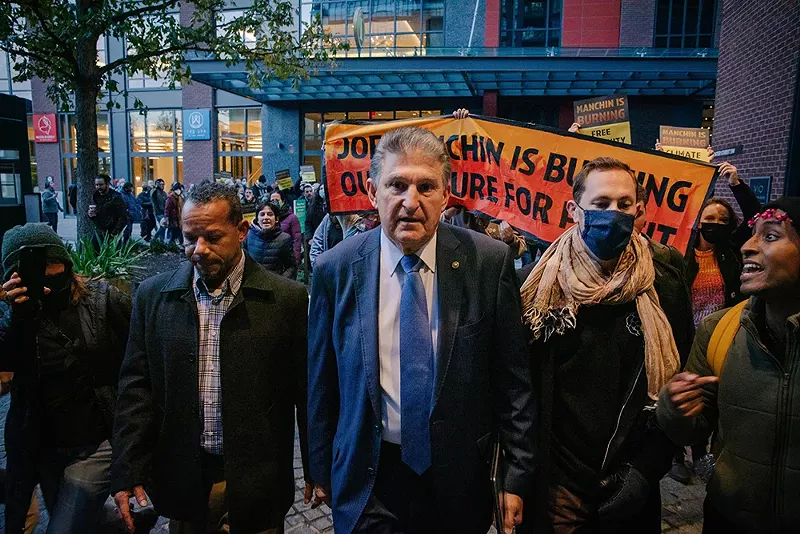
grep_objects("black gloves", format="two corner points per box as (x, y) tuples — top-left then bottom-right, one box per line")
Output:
(597, 463), (650, 521)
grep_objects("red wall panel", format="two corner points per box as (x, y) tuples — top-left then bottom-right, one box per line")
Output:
(561, 0), (621, 47)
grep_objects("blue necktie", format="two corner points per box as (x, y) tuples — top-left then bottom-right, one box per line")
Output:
(399, 254), (434, 475)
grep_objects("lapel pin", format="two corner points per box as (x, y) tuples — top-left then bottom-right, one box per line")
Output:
(451, 261), (460, 269)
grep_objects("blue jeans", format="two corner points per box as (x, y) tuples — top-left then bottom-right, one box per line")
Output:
(37, 440), (112, 534)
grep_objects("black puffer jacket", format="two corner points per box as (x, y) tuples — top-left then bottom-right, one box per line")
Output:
(685, 181), (762, 307)
(0, 280), (131, 532)
(243, 224), (297, 279)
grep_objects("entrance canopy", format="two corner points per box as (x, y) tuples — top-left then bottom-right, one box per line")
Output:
(186, 47), (717, 103)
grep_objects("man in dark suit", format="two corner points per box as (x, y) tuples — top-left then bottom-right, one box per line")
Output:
(111, 181), (311, 533)
(308, 126), (536, 533)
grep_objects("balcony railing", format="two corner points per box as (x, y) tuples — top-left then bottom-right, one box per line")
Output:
(332, 46), (719, 59)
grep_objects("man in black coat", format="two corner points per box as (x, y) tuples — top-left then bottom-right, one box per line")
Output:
(88, 174), (127, 241)
(111, 181), (311, 533)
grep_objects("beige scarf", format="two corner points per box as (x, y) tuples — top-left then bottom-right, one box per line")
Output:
(520, 226), (680, 399)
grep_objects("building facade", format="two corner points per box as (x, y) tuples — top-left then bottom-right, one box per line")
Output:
(2, 0), (796, 207)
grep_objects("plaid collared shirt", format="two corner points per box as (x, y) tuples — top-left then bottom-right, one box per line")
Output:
(193, 252), (246, 455)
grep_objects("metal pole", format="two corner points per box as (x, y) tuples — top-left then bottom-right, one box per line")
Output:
(468, 0), (481, 49)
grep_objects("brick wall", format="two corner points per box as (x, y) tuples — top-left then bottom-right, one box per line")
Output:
(712, 0), (800, 203)
(181, 81), (215, 187)
(31, 77), (62, 192)
(484, 0), (500, 47)
(562, 0), (621, 47)
(180, 1), (215, 187)
(619, 0), (656, 47)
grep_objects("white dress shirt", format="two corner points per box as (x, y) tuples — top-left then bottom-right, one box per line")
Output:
(378, 229), (439, 444)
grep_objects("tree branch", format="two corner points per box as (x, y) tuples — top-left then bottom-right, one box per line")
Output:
(26, 3), (79, 69)
(110, 0), (177, 24)
(98, 43), (212, 75)
(0, 43), (73, 80)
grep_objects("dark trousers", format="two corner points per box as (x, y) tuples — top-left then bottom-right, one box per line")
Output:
(702, 499), (746, 534)
(43, 212), (59, 233)
(168, 453), (285, 534)
(353, 442), (439, 534)
(526, 482), (662, 534)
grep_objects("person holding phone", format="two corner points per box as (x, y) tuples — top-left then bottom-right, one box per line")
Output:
(0, 223), (132, 533)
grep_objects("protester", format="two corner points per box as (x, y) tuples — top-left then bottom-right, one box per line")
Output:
(308, 126), (535, 533)
(121, 182), (142, 243)
(664, 163), (762, 483)
(240, 187), (257, 215)
(88, 174), (127, 244)
(68, 182), (78, 213)
(251, 174), (268, 201)
(658, 198), (800, 533)
(270, 190), (302, 265)
(685, 163), (761, 325)
(164, 182), (184, 245)
(0, 223), (131, 533)
(243, 200), (297, 279)
(137, 184), (156, 241)
(111, 181), (311, 533)
(308, 213), (343, 269)
(41, 180), (63, 233)
(151, 179), (168, 242)
(518, 157), (694, 532)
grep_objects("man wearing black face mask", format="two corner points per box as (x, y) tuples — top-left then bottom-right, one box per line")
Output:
(0, 223), (132, 533)
(517, 157), (693, 532)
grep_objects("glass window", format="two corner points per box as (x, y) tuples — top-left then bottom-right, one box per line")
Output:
(217, 10), (259, 48)
(127, 15), (181, 89)
(129, 109), (182, 193)
(654, 0), (717, 49)
(501, 0), (562, 48)
(218, 108), (262, 184)
(301, 0), (445, 57)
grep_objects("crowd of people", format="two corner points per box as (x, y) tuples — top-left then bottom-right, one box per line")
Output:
(1, 117), (798, 534)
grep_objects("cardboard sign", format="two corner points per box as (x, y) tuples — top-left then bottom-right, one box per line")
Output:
(300, 165), (317, 183)
(275, 169), (294, 190)
(574, 96), (631, 144)
(33, 114), (58, 143)
(659, 126), (711, 162)
(323, 116), (719, 254)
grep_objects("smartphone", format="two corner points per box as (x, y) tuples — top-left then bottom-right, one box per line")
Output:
(17, 245), (48, 300)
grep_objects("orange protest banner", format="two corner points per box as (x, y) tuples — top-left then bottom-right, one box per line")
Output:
(324, 116), (718, 254)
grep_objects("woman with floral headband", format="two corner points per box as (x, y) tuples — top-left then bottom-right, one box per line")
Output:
(658, 198), (800, 533)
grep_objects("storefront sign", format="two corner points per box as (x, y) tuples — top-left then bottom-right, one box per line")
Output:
(183, 109), (211, 141)
(659, 126), (711, 162)
(748, 176), (772, 205)
(33, 113), (58, 143)
(324, 116), (719, 254)
(574, 95), (631, 144)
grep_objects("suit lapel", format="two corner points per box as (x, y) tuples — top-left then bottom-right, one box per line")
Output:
(434, 224), (465, 405)
(352, 230), (382, 420)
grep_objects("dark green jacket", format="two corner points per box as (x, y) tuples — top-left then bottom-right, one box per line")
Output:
(657, 298), (800, 532)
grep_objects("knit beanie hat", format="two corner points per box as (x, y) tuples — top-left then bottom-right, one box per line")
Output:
(2, 223), (73, 281)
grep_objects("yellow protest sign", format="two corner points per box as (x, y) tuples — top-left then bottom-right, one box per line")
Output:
(575, 95), (631, 144)
(324, 116), (719, 254)
(659, 126), (711, 162)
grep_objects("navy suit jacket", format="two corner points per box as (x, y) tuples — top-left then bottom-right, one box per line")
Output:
(308, 224), (536, 534)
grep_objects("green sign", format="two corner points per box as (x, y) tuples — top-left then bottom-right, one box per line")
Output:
(294, 199), (307, 230)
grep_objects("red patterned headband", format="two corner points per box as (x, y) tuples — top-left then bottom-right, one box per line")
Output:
(748, 208), (794, 228)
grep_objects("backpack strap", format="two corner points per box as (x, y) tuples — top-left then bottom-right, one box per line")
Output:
(706, 300), (748, 376)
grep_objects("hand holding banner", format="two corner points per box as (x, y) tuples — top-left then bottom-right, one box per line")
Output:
(324, 116), (718, 254)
